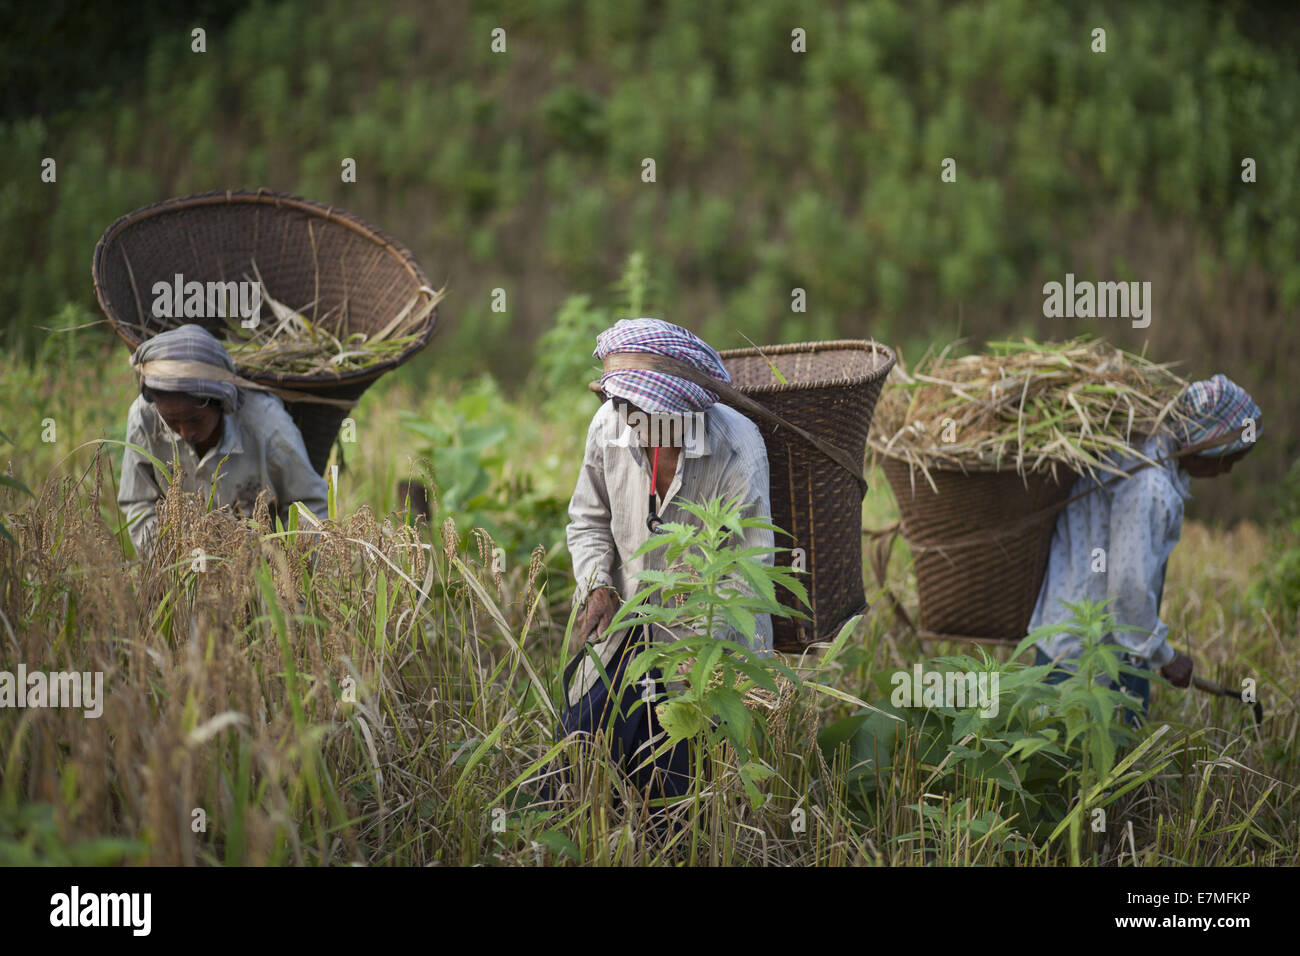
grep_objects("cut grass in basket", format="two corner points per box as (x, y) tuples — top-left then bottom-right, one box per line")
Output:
(218, 261), (444, 376)
(868, 336), (1197, 486)
(120, 248), (443, 377)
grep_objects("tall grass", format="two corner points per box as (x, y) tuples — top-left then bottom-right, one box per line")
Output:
(1, 433), (1295, 864)
(1, 314), (1296, 864)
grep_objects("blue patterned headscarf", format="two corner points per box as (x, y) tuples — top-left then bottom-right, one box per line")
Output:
(594, 318), (730, 414)
(131, 324), (242, 414)
(1176, 374), (1261, 457)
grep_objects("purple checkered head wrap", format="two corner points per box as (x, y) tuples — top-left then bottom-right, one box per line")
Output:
(594, 318), (731, 414)
(1176, 374), (1261, 457)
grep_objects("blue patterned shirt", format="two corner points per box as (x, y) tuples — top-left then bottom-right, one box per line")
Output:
(1028, 435), (1191, 668)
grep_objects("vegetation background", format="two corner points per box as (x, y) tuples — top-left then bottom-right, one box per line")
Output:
(3, 0), (1297, 518)
(1, 0), (1297, 866)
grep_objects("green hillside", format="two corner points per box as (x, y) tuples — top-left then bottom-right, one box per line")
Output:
(3, 0), (1296, 513)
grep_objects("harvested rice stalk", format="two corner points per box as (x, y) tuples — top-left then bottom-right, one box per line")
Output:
(868, 337), (1197, 485)
(213, 260), (444, 376)
(134, 255), (443, 376)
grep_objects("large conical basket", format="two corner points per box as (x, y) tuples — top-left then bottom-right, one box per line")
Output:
(879, 458), (1078, 643)
(720, 340), (895, 652)
(92, 189), (439, 474)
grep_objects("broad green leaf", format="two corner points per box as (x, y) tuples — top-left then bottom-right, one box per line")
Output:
(657, 699), (705, 742)
(707, 687), (752, 738)
(534, 828), (581, 861)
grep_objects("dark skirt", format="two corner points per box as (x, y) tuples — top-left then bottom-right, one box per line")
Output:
(555, 625), (693, 800)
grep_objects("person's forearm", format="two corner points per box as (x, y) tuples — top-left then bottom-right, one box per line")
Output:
(300, 491), (329, 523)
(118, 470), (159, 558)
(118, 404), (165, 558)
(1106, 612), (1175, 667)
(1140, 634), (1176, 669)
(272, 448), (329, 524)
(1108, 466), (1187, 669)
(273, 475), (328, 524)
(750, 609), (774, 654)
(264, 417), (331, 526)
(566, 478), (616, 606)
(569, 543), (616, 608)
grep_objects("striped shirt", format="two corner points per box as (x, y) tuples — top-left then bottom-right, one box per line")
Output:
(565, 399), (773, 706)
(118, 391), (329, 557)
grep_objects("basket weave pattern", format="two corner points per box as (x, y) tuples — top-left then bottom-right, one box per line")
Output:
(881, 458), (1078, 642)
(720, 340), (895, 652)
(93, 189), (437, 474)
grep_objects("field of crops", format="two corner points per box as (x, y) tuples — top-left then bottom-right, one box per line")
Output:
(2, 312), (1296, 866)
(2, 0), (1297, 872)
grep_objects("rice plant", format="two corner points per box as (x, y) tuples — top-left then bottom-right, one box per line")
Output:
(1, 446), (1294, 865)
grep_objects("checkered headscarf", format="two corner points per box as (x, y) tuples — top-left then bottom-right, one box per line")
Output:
(594, 318), (730, 414)
(131, 324), (243, 414)
(1176, 374), (1261, 457)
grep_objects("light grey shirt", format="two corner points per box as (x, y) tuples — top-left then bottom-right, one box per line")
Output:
(117, 391), (330, 557)
(1028, 435), (1191, 669)
(565, 400), (773, 707)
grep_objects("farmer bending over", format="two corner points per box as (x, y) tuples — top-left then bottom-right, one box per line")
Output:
(559, 318), (773, 799)
(1028, 374), (1261, 722)
(117, 324), (329, 558)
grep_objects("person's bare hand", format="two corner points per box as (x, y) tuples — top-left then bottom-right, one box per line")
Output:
(1160, 650), (1194, 689)
(572, 586), (617, 653)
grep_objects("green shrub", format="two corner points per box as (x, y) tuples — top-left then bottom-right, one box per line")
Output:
(821, 599), (1183, 862)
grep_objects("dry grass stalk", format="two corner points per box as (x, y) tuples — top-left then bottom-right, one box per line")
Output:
(135, 255), (443, 378)
(869, 336), (1197, 486)
(219, 260), (444, 377)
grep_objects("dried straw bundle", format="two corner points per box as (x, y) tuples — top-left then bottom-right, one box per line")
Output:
(217, 260), (444, 377)
(869, 337), (1195, 486)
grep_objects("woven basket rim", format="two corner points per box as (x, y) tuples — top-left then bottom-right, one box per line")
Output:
(91, 188), (437, 390)
(718, 339), (896, 393)
(871, 449), (1084, 479)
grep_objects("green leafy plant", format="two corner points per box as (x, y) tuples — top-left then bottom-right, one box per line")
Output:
(1009, 599), (1182, 864)
(0, 426), (34, 544)
(398, 379), (568, 561)
(530, 293), (610, 396)
(595, 495), (807, 811)
(1248, 460), (1300, 626)
(0, 803), (147, 866)
(822, 599), (1182, 862)
(531, 250), (656, 400)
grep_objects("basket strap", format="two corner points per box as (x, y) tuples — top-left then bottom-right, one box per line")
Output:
(600, 352), (867, 492)
(893, 429), (1245, 553)
(134, 359), (359, 409)
(865, 521), (915, 631)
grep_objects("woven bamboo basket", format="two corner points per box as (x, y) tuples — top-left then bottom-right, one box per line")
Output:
(720, 340), (896, 653)
(92, 189), (438, 474)
(879, 458), (1078, 643)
